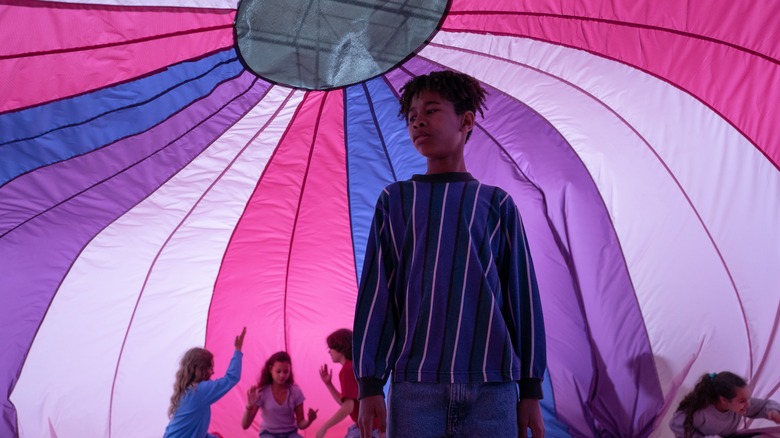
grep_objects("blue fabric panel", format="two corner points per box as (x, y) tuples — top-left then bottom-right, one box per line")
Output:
(0, 50), (237, 145)
(540, 368), (572, 438)
(0, 50), (242, 186)
(345, 76), (425, 282)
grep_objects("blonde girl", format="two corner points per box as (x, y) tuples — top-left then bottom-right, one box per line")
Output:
(164, 328), (246, 438)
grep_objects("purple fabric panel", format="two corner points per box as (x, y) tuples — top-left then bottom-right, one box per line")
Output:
(0, 74), (269, 436)
(392, 57), (662, 436)
(0, 71), (257, 237)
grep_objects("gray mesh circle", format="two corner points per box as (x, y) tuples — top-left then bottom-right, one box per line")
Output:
(235, 0), (449, 90)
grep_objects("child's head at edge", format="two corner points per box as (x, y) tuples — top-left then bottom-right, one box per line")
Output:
(169, 347), (214, 418)
(326, 328), (353, 363)
(258, 351), (295, 388)
(676, 371), (749, 437)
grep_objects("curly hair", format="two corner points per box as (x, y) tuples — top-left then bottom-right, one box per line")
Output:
(258, 351), (294, 389)
(326, 328), (353, 361)
(398, 70), (487, 141)
(675, 371), (746, 438)
(168, 348), (214, 418)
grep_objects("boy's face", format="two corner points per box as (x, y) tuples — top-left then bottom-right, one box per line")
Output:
(406, 90), (474, 172)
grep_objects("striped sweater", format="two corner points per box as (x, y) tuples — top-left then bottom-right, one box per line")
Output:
(353, 172), (546, 399)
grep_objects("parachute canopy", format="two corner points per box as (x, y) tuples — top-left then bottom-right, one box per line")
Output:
(1, 0), (779, 437)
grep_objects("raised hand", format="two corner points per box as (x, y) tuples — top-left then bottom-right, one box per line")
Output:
(234, 327), (247, 351)
(246, 384), (261, 407)
(308, 408), (318, 422)
(319, 364), (332, 385)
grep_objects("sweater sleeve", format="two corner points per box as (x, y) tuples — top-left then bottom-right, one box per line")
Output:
(194, 350), (243, 406)
(353, 192), (397, 399)
(501, 195), (546, 399)
(668, 410), (714, 438)
(745, 397), (780, 419)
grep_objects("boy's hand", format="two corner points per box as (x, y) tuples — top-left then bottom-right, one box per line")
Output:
(234, 327), (247, 351)
(518, 398), (544, 437)
(768, 410), (780, 423)
(319, 364), (332, 385)
(359, 396), (386, 438)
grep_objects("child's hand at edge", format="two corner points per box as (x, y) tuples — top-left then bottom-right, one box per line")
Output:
(769, 409), (780, 423)
(518, 398), (544, 437)
(319, 364), (332, 385)
(235, 327), (247, 351)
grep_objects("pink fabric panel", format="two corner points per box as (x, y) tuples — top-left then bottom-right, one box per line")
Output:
(449, 0), (780, 60)
(442, 12), (780, 168)
(0, 5), (234, 112)
(0, 1), (234, 56)
(208, 90), (356, 438)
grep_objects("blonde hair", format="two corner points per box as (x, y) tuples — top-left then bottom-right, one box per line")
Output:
(168, 348), (214, 418)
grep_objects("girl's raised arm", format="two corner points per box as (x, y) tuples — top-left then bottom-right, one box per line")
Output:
(235, 327), (247, 351)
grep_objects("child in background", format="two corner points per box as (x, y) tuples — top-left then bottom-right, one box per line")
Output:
(316, 329), (380, 438)
(164, 327), (246, 438)
(353, 70), (547, 438)
(242, 351), (317, 438)
(670, 371), (780, 437)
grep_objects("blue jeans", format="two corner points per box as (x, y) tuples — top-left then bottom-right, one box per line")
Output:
(388, 381), (518, 437)
(259, 430), (302, 438)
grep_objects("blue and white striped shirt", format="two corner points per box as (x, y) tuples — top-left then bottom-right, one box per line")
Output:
(353, 172), (546, 399)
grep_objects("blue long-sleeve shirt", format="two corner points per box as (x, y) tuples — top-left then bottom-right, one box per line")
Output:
(164, 350), (243, 438)
(353, 172), (546, 399)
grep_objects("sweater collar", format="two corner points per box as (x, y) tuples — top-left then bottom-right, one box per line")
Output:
(411, 172), (476, 183)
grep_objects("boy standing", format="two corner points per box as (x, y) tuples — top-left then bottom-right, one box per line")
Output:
(352, 70), (546, 437)
(318, 328), (380, 438)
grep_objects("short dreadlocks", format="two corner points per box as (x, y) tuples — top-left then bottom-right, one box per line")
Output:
(398, 70), (487, 140)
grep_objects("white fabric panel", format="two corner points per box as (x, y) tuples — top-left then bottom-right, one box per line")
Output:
(11, 86), (302, 438)
(109, 87), (303, 438)
(36, 0), (238, 8)
(425, 32), (780, 434)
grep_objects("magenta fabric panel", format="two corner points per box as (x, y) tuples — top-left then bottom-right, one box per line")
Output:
(207, 90), (356, 437)
(0, 3), (234, 112)
(387, 56), (662, 436)
(442, 9), (780, 168)
(0, 76), (266, 438)
(0, 0), (234, 57)
(449, 0), (780, 61)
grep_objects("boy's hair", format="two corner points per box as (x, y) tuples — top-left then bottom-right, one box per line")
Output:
(675, 371), (747, 438)
(326, 328), (353, 361)
(398, 70), (487, 140)
(258, 351), (295, 389)
(169, 347), (214, 418)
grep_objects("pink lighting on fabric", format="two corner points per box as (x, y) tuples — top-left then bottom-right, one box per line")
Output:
(208, 90), (357, 437)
